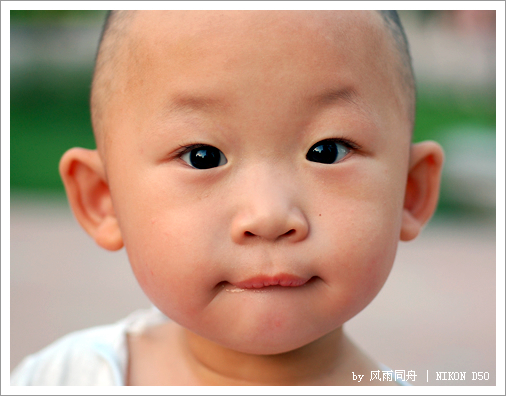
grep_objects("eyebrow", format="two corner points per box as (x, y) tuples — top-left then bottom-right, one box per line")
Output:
(162, 86), (359, 117)
(163, 93), (227, 116)
(310, 87), (359, 107)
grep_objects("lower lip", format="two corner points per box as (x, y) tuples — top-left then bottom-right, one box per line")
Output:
(226, 275), (315, 291)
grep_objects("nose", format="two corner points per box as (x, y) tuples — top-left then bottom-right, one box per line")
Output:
(230, 172), (309, 244)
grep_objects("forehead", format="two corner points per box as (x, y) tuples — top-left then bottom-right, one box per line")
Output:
(126, 11), (389, 69)
(129, 10), (383, 39)
(129, 12), (393, 93)
(104, 10), (408, 150)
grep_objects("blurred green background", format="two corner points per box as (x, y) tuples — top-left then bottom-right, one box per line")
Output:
(10, 10), (497, 215)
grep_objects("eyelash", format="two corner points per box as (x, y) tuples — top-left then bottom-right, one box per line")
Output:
(175, 143), (210, 157)
(321, 137), (361, 151)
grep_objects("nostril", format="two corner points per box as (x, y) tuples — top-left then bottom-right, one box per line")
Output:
(233, 208), (309, 243)
(244, 229), (295, 239)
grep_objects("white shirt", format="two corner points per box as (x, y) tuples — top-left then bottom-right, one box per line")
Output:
(11, 307), (167, 386)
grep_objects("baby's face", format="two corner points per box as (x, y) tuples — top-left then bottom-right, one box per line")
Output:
(103, 11), (412, 354)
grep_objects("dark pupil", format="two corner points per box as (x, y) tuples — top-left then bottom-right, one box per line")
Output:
(190, 146), (221, 169)
(307, 142), (337, 164)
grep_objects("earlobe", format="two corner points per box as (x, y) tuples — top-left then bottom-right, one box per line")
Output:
(59, 148), (124, 251)
(400, 141), (444, 241)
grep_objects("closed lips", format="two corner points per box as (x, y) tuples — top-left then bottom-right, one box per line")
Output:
(231, 274), (314, 289)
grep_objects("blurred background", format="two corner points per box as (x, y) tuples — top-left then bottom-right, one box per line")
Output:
(10, 10), (497, 385)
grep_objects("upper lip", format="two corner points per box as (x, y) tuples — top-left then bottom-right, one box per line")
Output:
(231, 274), (312, 289)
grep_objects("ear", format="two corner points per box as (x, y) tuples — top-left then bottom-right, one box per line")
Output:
(59, 148), (124, 251)
(400, 141), (445, 241)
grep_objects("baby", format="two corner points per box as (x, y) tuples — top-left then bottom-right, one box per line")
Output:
(12, 10), (444, 386)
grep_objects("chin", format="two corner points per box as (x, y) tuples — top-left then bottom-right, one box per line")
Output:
(213, 325), (331, 356)
(242, 343), (311, 356)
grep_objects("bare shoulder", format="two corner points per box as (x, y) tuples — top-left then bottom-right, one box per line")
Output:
(127, 321), (196, 386)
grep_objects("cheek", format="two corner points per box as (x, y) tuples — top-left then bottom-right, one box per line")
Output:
(322, 204), (398, 280)
(119, 198), (227, 318)
(314, 213), (397, 327)
(314, 172), (404, 318)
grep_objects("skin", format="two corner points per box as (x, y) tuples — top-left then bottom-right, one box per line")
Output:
(60, 11), (444, 385)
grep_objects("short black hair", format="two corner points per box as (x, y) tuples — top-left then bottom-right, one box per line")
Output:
(90, 10), (134, 152)
(378, 10), (416, 122)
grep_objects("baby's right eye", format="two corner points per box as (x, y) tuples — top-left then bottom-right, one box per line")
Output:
(180, 145), (227, 169)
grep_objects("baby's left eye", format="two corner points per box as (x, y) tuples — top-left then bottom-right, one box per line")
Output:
(306, 139), (351, 164)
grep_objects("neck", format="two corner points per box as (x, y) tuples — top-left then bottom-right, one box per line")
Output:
(180, 326), (366, 386)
